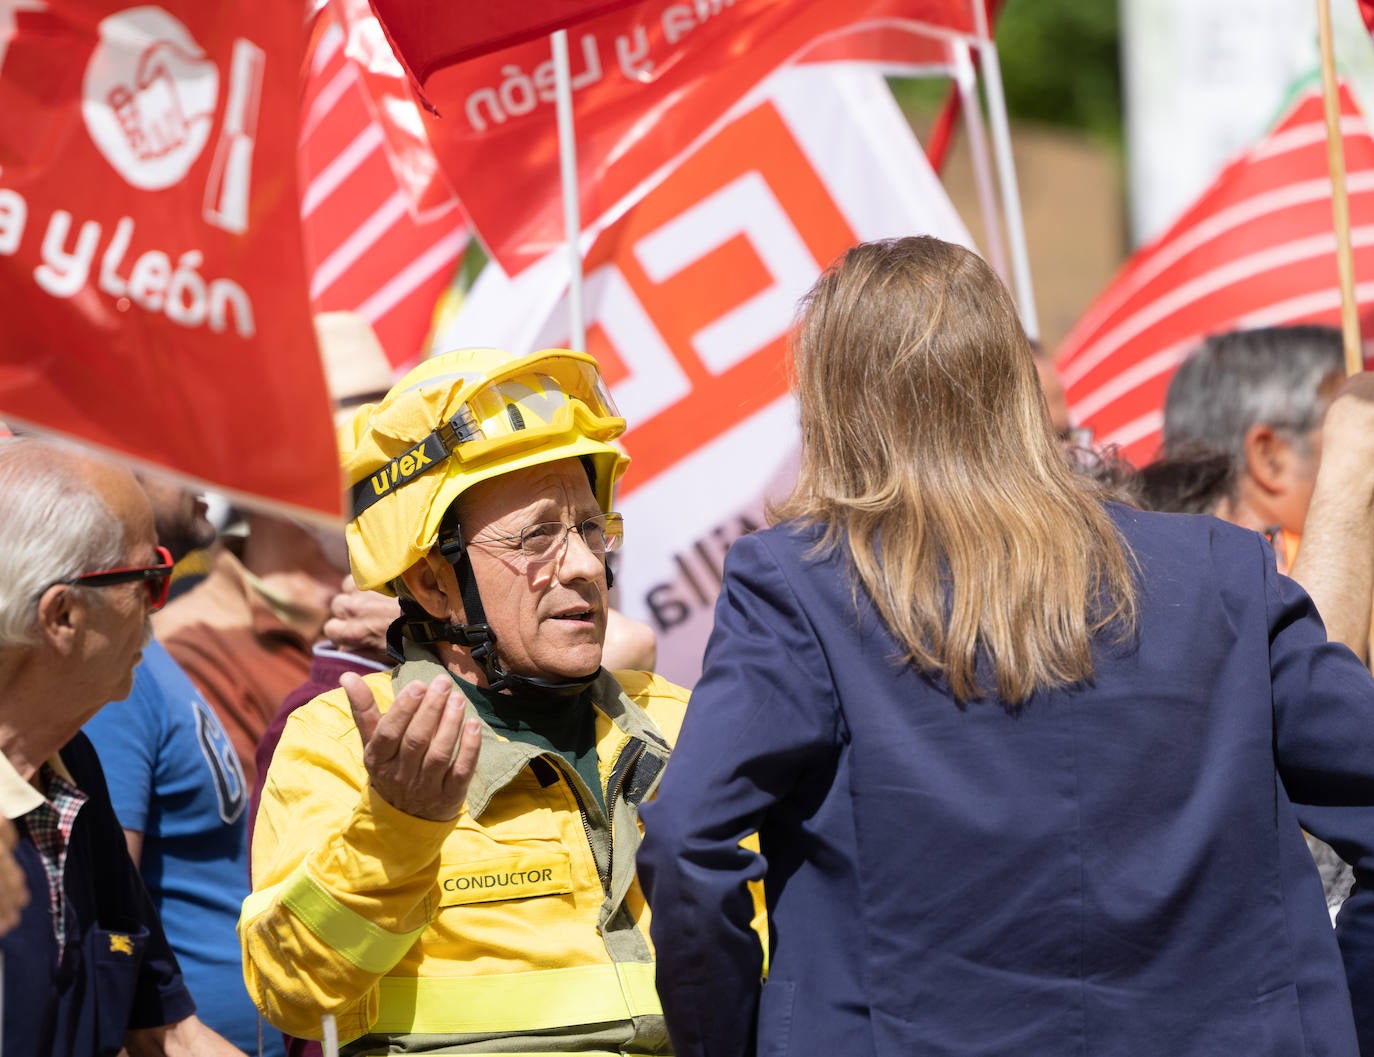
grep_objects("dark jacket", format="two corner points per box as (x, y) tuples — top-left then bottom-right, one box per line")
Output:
(3, 733), (194, 1057)
(638, 505), (1374, 1057)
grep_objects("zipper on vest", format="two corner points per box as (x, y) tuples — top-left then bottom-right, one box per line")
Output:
(549, 757), (610, 892)
(604, 739), (646, 887)
(547, 737), (648, 898)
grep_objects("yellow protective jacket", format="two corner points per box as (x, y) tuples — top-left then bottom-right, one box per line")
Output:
(240, 651), (688, 1055)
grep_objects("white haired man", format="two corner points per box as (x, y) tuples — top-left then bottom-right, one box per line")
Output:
(0, 437), (243, 1057)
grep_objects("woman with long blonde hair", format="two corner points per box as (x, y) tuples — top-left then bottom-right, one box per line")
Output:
(782, 234), (1137, 704)
(639, 236), (1374, 1057)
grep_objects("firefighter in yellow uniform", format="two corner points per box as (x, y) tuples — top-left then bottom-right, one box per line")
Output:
(240, 347), (691, 1053)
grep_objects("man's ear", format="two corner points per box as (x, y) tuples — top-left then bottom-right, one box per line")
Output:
(397, 552), (465, 623)
(1243, 422), (1296, 496)
(35, 584), (82, 655)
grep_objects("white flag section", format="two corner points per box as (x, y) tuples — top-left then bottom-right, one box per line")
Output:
(437, 65), (974, 685)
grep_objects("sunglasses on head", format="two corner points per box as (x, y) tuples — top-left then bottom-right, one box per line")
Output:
(55, 545), (175, 611)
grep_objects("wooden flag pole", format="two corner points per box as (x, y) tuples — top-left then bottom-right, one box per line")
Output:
(1315, 0), (1364, 375)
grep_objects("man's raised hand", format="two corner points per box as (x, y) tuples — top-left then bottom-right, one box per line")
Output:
(342, 672), (481, 821)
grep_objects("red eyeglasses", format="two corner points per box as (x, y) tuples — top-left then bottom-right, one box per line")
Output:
(57, 545), (176, 611)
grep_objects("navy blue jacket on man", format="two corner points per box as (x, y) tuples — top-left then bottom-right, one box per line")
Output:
(2, 733), (194, 1057)
(638, 505), (1374, 1057)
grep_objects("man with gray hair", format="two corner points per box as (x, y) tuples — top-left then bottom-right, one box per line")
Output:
(1162, 324), (1345, 549)
(1162, 323), (1372, 660)
(0, 436), (243, 1057)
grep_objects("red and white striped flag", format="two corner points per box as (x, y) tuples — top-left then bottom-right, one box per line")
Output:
(1057, 80), (1374, 466)
(299, 0), (468, 372)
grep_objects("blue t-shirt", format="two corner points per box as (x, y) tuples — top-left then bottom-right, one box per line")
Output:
(84, 639), (282, 1056)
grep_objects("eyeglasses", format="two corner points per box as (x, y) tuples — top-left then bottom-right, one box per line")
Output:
(55, 545), (175, 611)
(477, 512), (623, 565)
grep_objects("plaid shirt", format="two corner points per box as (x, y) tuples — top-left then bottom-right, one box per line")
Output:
(20, 764), (88, 955)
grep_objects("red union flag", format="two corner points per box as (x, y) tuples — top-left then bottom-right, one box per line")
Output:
(368, 0), (650, 81)
(301, 0), (467, 371)
(0, 1), (341, 518)
(1057, 80), (1374, 467)
(383, 0), (979, 275)
(438, 66), (974, 684)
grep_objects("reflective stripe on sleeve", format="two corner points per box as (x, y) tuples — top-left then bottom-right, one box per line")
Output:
(261, 863), (428, 974)
(371, 962), (662, 1034)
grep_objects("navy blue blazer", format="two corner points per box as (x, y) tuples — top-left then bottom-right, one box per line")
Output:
(638, 505), (1374, 1057)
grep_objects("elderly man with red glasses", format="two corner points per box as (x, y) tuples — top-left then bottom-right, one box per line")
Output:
(240, 348), (720, 1055)
(0, 436), (244, 1057)
(81, 469), (278, 1057)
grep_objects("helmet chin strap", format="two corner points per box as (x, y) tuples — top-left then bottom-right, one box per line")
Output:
(387, 519), (601, 702)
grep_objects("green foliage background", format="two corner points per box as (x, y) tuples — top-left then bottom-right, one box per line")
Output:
(890, 0), (1123, 148)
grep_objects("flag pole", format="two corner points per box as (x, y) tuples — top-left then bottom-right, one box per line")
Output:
(952, 40), (1009, 285)
(551, 29), (586, 352)
(1315, 0), (1363, 375)
(973, 24), (1039, 342)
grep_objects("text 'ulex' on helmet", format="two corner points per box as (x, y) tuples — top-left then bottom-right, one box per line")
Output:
(339, 347), (628, 594)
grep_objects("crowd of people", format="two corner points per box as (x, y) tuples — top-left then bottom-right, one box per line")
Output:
(0, 238), (1372, 1057)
